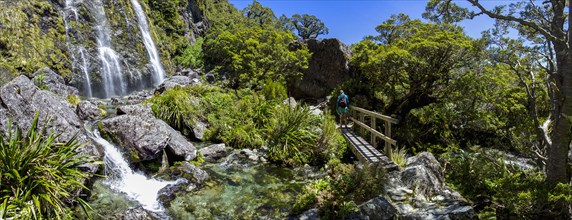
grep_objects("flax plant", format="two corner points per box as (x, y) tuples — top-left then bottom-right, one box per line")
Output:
(0, 113), (96, 219)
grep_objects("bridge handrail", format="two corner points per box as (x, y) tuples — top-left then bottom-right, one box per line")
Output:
(350, 106), (399, 124)
(348, 106), (399, 156)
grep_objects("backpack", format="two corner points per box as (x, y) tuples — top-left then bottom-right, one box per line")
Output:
(338, 95), (347, 108)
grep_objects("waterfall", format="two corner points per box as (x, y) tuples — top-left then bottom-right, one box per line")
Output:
(87, 127), (178, 213)
(63, 0), (92, 98)
(91, 0), (126, 97)
(130, 0), (166, 86)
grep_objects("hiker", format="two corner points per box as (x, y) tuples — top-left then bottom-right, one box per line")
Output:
(336, 90), (349, 128)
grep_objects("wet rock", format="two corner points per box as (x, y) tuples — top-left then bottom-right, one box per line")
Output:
(77, 100), (104, 120)
(199, 143), (228, 162)
(169, 161), (209, 184)
(298, 208), (320, 220)
(113, 207), (157, 220)
(158, 179), (190, 206)
(32, 68), (79, 97)
(99, 104), (196, 163)
(240, 149), (259, 161)
(0, 75), (100, 173)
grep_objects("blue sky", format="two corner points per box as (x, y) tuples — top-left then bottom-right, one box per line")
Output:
(229, 0), (509, 45)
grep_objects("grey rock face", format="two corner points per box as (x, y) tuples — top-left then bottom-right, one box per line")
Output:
(401, 152), (445, 197)
(192, 121), (207, 141)
(288, 38), (352, 99)
(297, 208), (320, 220)
(77, 100), (104, 120)
(169, 161), (209, 184)
(33, 68), (79, 97)
(99, 104), (196, 163)
(0, 75), (101, 173)
(356, 197), (398, 220)
(155, 75), (201, 94)
(199, 143), (228, 162)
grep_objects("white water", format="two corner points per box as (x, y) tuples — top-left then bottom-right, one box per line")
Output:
(130, 0), (166, 86)
(92, 0), (126, 97)
(63, 0), (92, 98)
(87, 128), (178, 213)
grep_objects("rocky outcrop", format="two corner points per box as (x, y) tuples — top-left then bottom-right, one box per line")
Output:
(155, 74), (201, 94)
(288, 38), (352, 99)
(372, 152), (476, 220)
(0, 75), (101, 173)
(77, 100), (105, 120)
(33, 68), (79, 97)
(299, 152), (476, 220)
(199, 143), (228, 162)
(98, 104), (196, 163)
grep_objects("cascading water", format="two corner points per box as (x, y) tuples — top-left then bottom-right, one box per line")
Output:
(91, 0), (126, 98)
(63, 0), (92, 98)
(130, 0), (166, 86)
(86, 126), (179, 214)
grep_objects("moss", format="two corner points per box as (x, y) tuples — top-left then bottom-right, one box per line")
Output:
(66, 94), (81, 107)
(0, 1), (71, 78)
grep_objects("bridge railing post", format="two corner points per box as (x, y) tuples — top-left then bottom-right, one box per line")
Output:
(385, 121), (391, 158)
(371, 117), (376, 148)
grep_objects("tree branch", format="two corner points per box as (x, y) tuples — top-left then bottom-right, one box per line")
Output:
(467, 0), (560, 43)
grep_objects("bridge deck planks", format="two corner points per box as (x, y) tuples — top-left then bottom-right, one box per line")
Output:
(341, 127), (398, 171)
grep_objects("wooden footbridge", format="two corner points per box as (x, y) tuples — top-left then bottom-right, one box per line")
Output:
(341, 106), (399, 171)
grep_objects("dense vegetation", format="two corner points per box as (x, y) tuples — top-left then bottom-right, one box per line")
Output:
(0, 0), (570, 218)
(0, 114), (96, 219)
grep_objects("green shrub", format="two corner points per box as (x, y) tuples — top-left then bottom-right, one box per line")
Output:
(175, 37), (204, 69)
(293, 163), (386, 218)
(445, 147), (572, 218)
(0, 113), (96, 219)
(67, 95), (81, 108)
(149, 86), (200, 137)
(265, 104), (319, 166)
(388, 146), (407, 169)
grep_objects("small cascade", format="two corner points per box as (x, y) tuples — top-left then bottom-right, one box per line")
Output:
(91, 0), (126, 97)
(63, 0), (92, 97)
(87, 127), (178, 213)
(130, 0), (166, 86)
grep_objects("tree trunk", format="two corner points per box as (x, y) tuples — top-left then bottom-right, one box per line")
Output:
(547, 41), (571, 186)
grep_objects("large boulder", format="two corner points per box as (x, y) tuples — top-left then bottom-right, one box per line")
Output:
(199, 143), (228, 162)
(400, 152), (445, 197)
(169, 161), (209, 184)
(98, 104), (196, 163)
(288, 38), (352, 99)
(353, 197), (398, 220)
(0, 75), (101, 173)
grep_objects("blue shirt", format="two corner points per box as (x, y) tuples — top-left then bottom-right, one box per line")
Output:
(336, 93), (349, 108)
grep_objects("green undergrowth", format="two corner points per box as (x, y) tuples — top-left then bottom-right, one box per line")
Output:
(444, 147), (572, 219)
(0, 113), (98, 219)
(0, 1), (71, 78)
(292, 163), (386, 218)
(147, 84), (347, 167)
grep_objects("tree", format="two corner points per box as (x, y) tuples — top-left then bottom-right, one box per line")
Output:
(289, 14), (329, 39)
(425, 0), (570, 187)
(351, 14), (477, 119)
(203, 26), (310, 89)
(242, 0), (277, 26)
